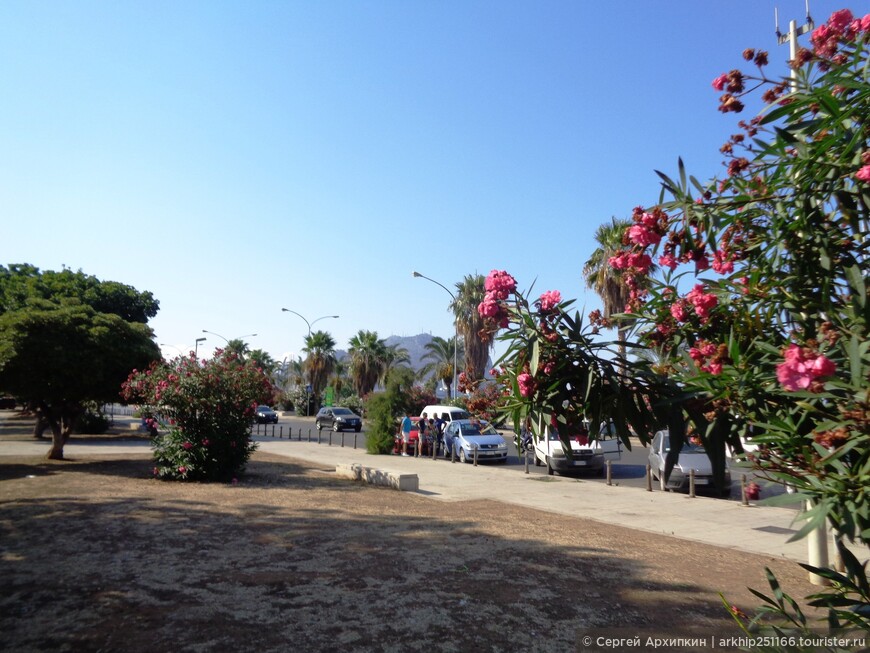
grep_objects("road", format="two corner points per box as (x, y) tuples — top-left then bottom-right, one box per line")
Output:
(252, 414), (797, 507)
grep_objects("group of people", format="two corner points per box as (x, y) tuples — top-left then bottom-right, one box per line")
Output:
(399, 411), (448, 457)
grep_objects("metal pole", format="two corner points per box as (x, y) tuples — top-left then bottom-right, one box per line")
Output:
(646, 464), (652, 492)
(689, 469), (696, 498)
(473, 446), (478, 466)
(606, 460), (612, 486)
(741, 475), (749, 506)
(524, 450), (529, 474)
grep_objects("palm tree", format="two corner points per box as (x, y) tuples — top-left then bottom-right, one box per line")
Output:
(224, 338), (250, 359)
(248, 348), (277, 375)
(583, 217), (642, 359)
(451, 274), (493, 381)
(328, 359), (348, 399)
(419, 335), (464, 399)
(347, 330), (390, 396)
(381, 344), (411, 387)
(302, 330), (337, 403)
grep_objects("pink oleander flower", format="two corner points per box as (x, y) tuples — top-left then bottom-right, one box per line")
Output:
(608, 252), (629, 269)
(484, 270), (517, 299)
(694, 253), (710, 272)
(712, 73), (728, 91)
(776, 344), (837, 391)
(658, 253), (678, 270)
(627, 224), (662, 247)
(712, 250), (734, 274)
(670, 301), (688, 322)
(182, 441), (193, 450)
(686, 285), (718, 319)
(856, 164), (870, 183)
(627, 252), (653, 274)
(178, 466), (187, 474)
(829, 8), (854, 32)
(538, 290), (561, 312)
(517, 372), (535, 398)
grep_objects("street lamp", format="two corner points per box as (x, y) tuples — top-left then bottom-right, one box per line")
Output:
(413, 271), (459, 399)
(280, 309), (339, 414)
(159, 343), (184, 358)
(194, 337), (206, 359)
(201, 330), (258, 345)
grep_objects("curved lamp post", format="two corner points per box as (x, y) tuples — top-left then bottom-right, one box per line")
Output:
(280, 309), (339, 413)
(194, 337), (207, 359)
(201, 330), (258, 345)
(412, 271), (458, 399)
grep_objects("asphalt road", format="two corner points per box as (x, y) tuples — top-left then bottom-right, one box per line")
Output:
(250, 414), (796, 507)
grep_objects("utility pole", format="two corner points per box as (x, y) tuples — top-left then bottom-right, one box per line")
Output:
(777, 2), (829, 587)
(776, 2), (814, 87)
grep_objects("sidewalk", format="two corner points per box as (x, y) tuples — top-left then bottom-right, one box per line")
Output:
(3, 426), (849, 566)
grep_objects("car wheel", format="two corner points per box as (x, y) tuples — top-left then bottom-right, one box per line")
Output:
(534, 454), (541, 467)
(333, 422), (340, 432)
(546, 457), (554, 476)
(315, 421), (322, 430)
(460, 448), (469, 464)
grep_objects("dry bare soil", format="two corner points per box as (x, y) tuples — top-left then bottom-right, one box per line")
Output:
(0, 412), (817, 653)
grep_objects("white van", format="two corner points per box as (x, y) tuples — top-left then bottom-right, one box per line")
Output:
(421, 405), (471, 423)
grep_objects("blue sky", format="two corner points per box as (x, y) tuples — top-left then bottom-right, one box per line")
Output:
(0, 1), (849, 363)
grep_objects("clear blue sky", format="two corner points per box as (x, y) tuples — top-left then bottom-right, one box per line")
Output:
(0, 1), (849, 363)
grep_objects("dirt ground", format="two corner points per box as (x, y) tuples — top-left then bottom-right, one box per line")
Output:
(0, 412), (819, 653)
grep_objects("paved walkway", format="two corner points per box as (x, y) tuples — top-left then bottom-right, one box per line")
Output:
(3, 424), (859, 567)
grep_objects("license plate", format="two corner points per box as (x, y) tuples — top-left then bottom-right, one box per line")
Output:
(694, 478), (708, 485)
(573, 460), (587, 466)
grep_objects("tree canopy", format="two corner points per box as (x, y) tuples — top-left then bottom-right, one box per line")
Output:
(0, 266), (161, 459)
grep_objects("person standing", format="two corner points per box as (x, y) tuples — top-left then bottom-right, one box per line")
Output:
(416, 412), (428, 457)
(433, 414), (445, 456)
(401, 415), (413, 456)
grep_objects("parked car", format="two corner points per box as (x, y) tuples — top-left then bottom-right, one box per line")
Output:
(533, 425), (621, 476)
(648, 429), (731, 495)
(315, 406), (362, 432)
(445, 419), (508, 463)
(255, 405), (279, 424)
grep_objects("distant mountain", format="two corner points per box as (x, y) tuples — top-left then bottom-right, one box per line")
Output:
(332, 333), (434, 372)
(385, 333), (437, 371)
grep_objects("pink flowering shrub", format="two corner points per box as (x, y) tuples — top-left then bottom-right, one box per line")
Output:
(122, 350), (273, 481)
(585, 9), (870, 632)
(478, 270), (661, 456)
(596, 10), (870, 581)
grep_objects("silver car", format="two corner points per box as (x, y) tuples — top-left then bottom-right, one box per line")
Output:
(649, 429), (731, 495)
(446, 419), (509, 464)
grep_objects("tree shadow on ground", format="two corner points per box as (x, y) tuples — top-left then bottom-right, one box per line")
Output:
(0, 452), (811, 653)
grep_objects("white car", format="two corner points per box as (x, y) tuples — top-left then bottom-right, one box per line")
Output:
(533, 426), (621, 476)
(445, 419), (508, 463)
(649, 429), (731, 495)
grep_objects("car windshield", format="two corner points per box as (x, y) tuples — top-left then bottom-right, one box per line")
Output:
(333, 408), (353, 415)
(480, 423), (498, 436)
(449, 410), (470, 420)
(257, 406), (272, 411)
(663, 436), (705, 453)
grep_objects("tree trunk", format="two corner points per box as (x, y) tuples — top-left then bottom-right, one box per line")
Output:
(42, 403), (81, 460)
(32, 413), (49, 439)
(46, 419), (65, 460)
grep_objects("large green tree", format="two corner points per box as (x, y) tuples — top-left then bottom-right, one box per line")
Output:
(0, 296), (160, 459)
(302, 330), (336, 404)
(451, 274), (493, 381)
(0, 264), (159, 323)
